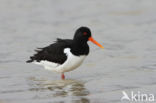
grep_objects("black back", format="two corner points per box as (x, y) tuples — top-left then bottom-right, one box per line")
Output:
(26, 39), (71, 64)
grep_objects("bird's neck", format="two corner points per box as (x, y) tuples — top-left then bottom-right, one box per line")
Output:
(71, 40), (89, 56)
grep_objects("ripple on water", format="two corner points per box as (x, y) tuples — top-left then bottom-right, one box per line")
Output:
(27, 77), (90, 102)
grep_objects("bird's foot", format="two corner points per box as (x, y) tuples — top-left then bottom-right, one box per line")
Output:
(61, 73), (65, 80)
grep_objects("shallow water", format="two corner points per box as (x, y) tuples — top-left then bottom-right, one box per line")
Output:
(0, 0), (156, 103)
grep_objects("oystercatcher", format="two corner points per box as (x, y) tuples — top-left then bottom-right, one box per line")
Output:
(26, 27), (104, 79)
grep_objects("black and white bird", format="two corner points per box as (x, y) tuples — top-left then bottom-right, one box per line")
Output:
(26, 27), (104, 79)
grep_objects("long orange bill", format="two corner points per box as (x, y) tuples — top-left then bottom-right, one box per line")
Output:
(89, 37), (104, 48)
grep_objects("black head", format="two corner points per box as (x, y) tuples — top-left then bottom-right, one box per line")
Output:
(73, 27), (91, 43)
(73, 26), (104, 48)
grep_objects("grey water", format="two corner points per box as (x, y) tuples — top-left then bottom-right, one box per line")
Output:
(0, 0), (156, 103)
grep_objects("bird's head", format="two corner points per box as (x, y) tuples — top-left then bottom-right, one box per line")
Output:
(73, 26), (104, 48)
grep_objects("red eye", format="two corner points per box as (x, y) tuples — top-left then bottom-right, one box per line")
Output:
(83, 32), (87, 35)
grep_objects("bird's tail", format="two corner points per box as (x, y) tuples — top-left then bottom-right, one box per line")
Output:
(26, 59), (33, 63)
(26, 56), (34, 63)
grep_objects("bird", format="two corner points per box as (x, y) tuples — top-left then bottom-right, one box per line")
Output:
(26, 27), (104, 80)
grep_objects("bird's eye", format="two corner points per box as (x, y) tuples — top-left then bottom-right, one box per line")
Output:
(83, 32), (87, 35)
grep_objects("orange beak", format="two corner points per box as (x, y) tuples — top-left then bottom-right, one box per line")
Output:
(89, 37), (104, 48)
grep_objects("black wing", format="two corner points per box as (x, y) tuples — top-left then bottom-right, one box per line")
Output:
(26, 38), (72, 64)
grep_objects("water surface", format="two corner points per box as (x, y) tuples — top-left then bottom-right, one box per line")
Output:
(0, 0), (156, 103)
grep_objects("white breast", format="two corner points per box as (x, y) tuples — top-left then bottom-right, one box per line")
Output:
(34, 48), (86, 73)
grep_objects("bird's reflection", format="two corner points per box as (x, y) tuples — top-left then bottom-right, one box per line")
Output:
(28, 77), (90, 103)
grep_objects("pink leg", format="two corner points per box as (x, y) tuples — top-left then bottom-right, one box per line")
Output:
(61, 73), (65, 80)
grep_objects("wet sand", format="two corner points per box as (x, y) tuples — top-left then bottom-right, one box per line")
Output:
(0, 0), (156, 103)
